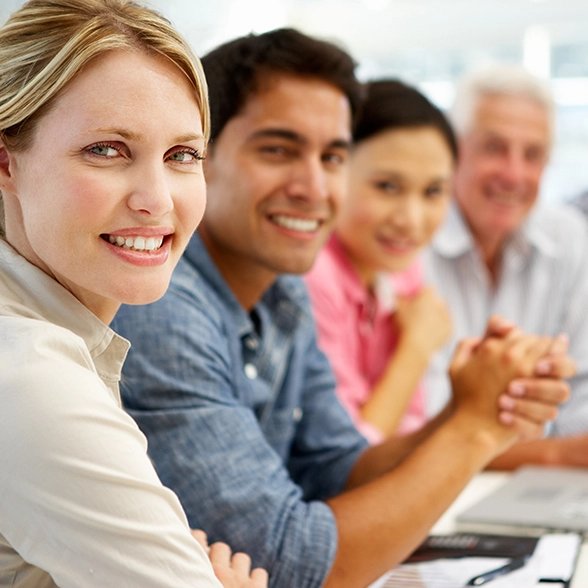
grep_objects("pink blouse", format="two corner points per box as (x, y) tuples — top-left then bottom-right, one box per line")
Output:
(304, 235), (427, 444)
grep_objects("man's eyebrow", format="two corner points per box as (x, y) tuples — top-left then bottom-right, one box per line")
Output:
(247, 128), (351, 150)
(330, 139), (352, 151)
(248, 128), (306, 143)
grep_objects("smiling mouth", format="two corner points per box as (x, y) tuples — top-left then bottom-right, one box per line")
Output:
(486, 187), (527, 205)
(102, 234), (165, 252)
(378, 236), (418, 250)
(270, 214), (321, 233)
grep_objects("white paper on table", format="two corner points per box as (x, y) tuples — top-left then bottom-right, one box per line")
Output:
(369, 533), (581, 588)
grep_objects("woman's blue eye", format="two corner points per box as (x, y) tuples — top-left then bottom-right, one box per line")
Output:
(89, 144), (118, 157)
(168, 149), (202, 162)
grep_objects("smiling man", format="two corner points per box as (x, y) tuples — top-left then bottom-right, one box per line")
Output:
(113, 33), (574, 588)
(425, 64), (588, 470)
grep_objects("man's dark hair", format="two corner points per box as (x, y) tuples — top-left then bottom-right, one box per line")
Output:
(201, 28), (362, 142)
(354, 79), (458, 160)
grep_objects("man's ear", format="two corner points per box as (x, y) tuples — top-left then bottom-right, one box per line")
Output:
(0, 140), (16, 193)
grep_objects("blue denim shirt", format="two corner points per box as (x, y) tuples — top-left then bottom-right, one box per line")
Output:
(112, 232), (369, 588)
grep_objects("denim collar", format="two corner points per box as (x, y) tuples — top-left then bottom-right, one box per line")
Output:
(184, 231), (306, 339)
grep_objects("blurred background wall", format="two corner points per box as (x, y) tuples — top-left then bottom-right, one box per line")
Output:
(2, 0), (588, 205)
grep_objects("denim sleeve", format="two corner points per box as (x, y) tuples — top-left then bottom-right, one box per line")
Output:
(113, 284), (340, 588)
(286, 317), (370, 500)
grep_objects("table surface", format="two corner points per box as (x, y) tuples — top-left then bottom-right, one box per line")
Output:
(430, 471), (588, 587)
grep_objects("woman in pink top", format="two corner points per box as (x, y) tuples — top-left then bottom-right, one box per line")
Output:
(305, 80), (456, 444)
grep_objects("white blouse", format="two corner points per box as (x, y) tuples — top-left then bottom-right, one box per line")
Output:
(0, 240), (221, 588)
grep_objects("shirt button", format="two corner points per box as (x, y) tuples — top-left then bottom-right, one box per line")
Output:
(293, 407), (303, 422)
(244, 363), (258, 380)
(245, 337), (259, 350)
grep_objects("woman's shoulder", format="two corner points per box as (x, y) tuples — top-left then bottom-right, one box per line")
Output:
(0, 315), (96, 392)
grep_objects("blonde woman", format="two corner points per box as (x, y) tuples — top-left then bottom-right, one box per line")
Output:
(0, 1), (266, 587)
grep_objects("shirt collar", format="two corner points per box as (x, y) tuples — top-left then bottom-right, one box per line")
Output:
(431, 202), (560, 260)
(185, 231), (306, 339)
(0, 239), (129, 386)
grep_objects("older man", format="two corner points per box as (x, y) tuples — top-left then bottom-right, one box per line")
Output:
(425, 64), (588, 469)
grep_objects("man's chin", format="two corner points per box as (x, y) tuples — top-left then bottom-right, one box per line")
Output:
(270, 253), (320, 276)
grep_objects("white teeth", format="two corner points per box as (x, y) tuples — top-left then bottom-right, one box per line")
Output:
(271, 215), (320, 233)
(107, 235), (164, 252)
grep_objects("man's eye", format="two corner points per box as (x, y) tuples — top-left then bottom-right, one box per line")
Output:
(525, 148), (546, 164)
(260, 145), (289, 157)
(323, 153), (345, 166)
(483, 142), (503, 155)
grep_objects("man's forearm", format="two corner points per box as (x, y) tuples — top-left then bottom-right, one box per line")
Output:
(488, 433), (588, 470)
(325, 412), (510, 588)
(345, 404), (453, 490)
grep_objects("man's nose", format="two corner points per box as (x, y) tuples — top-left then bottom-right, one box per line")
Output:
(500, 152), (529, 186)
(285, 157), (329, 202)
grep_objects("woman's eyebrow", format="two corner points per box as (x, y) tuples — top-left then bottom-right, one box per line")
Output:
(85, 127), (204, 144)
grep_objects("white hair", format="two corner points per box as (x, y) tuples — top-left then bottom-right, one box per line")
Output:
(450, 63), (555, 141)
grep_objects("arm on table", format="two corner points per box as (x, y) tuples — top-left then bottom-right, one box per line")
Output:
(114, 285), (361, 588)
(323, 318), (572, 588)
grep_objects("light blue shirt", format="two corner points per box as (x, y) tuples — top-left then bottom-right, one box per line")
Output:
(424, 203), (588, 435)
(112, 232), (369, 588)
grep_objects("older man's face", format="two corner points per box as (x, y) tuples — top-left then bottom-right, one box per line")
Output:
(453, 93), (550, 248)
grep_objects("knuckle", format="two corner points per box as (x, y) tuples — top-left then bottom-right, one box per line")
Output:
(477, 338), (497, 357)
(233, 551), (251, 565)
(501, 347), (520, 367)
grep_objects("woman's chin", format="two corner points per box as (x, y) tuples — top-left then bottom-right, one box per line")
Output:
(117, 282), (170, 307)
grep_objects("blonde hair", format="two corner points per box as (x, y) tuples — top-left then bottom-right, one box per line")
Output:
(0, 0), (210, 236)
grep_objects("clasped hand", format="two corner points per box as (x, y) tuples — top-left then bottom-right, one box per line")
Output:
(449, 315), (574, 444)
